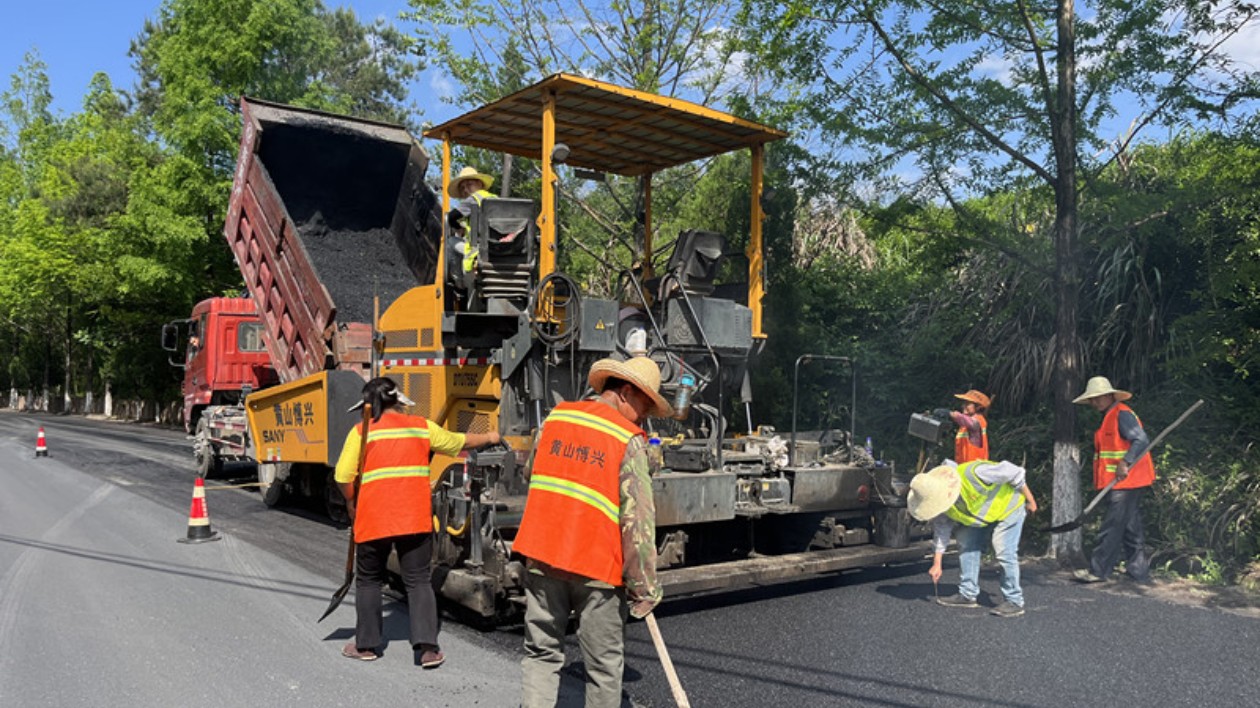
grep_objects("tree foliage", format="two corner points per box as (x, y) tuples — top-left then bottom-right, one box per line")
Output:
(0, 1), (420, 404)
(735, 0), (1260, 558)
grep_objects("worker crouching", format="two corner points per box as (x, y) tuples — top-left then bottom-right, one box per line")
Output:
(514, 356), (672, 708)
(909, 459), (1039, 618)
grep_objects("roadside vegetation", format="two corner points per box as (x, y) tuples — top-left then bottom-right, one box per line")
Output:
(1, 0), (1256, 581)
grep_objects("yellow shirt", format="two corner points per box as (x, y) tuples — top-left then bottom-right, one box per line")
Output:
(334, 419), (466, 484)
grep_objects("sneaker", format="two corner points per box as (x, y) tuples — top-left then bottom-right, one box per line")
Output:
(342, 641), (379, 661)
(419, 649), (445, 669)
(936, 594), (980, 608)
(990, 601), (1025, 618)
(1073, 569), (1106, 584)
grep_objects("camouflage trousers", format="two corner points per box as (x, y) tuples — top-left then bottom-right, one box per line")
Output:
(521, 570), (628, 708)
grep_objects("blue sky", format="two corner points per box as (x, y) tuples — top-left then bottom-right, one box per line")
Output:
(5, 1), (1257, 157)
(1, 0), (446, 119)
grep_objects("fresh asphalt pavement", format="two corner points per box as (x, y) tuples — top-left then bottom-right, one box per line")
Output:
(2, 411), (1257, 707)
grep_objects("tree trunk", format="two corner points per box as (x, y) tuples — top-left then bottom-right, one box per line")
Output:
(1049, 0), (1083, 561)
(64, 294), (72, 412)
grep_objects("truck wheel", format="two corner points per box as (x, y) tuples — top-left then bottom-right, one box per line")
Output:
(258, 462), (290, 507)
(325, 470), (350, 524)
(193, 418), (223, 478)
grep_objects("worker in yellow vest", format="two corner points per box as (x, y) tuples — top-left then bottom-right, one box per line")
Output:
(909, 459), (1038, 617)
(515, 356), (672, 708)
(334, 377), (500, 665)
(446, 166), (496, 285)
(1072, 376), (1155, 584)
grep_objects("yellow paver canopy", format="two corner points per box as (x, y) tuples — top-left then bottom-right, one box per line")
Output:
(424, 73), (787, 175)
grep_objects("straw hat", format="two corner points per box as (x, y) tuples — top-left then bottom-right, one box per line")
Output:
(448, 167), (494, 198)
(588, 356), (672, 418)
(907, 464), (962, 521)
(1072, 376), (1132, 404)
(954, 389), (992, 410)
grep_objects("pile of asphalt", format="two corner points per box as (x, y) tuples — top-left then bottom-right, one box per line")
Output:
(298, 213), (420, 326)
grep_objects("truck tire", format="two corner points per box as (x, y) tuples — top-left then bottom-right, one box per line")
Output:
(193, 418), (223, 478)
(257, 462), (290, 507)
(325, 469), (349, 524)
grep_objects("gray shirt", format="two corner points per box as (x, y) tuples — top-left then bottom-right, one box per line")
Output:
(1115, 408), (1152, 465)
(930, 460), (1028, 553)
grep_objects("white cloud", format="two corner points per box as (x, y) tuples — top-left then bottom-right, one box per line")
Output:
(975, 54), (1015, 86)
(427, 71), (454, 102)
(1218, 14), (1260, 67)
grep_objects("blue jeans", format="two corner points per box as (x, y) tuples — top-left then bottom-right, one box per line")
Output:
(955, 505), (1026, 606)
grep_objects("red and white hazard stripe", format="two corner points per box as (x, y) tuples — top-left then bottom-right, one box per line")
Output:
(382, 357), (492, 368)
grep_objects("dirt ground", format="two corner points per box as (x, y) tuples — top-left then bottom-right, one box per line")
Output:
(1027, 557), (1260, 619)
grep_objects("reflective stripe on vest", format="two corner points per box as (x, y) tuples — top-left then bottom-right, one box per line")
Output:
(944, 460), (1022, 527)
(527, 473), (619, 524)
(512, 400), (644, 586)
(954, 413), (989, 463)
(1094, 403), (1155, 490)
(354, 411), (434, 542)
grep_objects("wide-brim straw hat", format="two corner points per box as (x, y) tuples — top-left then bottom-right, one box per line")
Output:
(1072, 376), (1132, 404)
(908, 464), (962, 521)
(448, 166), (494, 198)
(954, 389), (992, 409)
(588, 357), (673, 419)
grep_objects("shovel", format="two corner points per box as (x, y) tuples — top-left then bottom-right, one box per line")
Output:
(1044, 398), (1204, 534)
(318, 404), (372, 623)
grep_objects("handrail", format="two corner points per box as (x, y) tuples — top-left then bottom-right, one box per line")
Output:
(790, 355), (855, 467)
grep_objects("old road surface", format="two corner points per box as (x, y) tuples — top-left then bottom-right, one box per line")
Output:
(2, 411), (1258, 707)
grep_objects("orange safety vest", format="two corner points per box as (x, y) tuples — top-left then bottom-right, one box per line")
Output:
(955, 413), (989, 464)
(512, 400), (643, 586)
(1094, 403), (1155, 490)
(353, 410), (434, 543)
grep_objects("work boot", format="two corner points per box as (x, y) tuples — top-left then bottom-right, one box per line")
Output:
(990, 601), (1025, 618)
(1073, 569), (1106, 584)
(936, 594), (980, 608)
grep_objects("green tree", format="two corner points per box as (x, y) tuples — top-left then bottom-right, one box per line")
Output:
(405, 0), (780, 296)
(129, 0), (419, 296)
(0, 65), (210, 405)
(737, 0), (1260, 558)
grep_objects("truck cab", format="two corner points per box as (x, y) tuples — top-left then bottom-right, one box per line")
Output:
(166, 297), (279, 431)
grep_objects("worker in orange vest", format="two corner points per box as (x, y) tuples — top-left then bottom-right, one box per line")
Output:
(1072, 376), (1155, 584)
(515, 356), (672, 708)
(933, 389), (991, 463)
(334, 377), (500, 665)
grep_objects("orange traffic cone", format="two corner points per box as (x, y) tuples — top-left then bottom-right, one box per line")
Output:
(178, 477), (221, 544)
(35, 426), (48, 457)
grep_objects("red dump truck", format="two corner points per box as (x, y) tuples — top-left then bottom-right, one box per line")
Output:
(164, 97), (441, 516)
(162, 297), (278, 476)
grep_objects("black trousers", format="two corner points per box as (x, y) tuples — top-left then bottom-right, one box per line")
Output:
(1089, 487), (1151, 581)
(354, 533), (440, 652)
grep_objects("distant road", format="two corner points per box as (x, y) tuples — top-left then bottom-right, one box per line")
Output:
(0, 412), (520, 707)
(2, 411), (1258, 707)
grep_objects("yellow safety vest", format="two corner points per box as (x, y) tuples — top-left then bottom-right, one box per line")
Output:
(461, 189), (495, 273)
(944, 460), (1023, 528)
